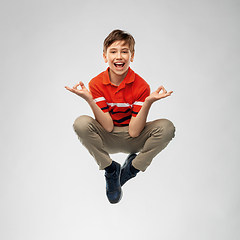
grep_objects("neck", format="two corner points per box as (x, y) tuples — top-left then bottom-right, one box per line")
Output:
(109, 68), (128, 86)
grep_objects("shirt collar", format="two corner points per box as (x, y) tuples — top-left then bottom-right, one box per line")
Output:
(102, 67), (135, 85)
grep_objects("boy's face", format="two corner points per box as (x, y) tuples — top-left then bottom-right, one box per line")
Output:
(103, 40), (134, 77)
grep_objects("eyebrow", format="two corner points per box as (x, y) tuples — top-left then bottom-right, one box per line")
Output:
(109, 47), (129, 51)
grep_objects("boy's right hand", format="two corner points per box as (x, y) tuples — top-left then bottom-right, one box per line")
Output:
(65, 82), (93, 102)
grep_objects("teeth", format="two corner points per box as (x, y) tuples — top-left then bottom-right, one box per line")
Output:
(115, 63), (123, 65)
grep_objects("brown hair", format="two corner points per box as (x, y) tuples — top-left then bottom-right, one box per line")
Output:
(103, 29), (135, 53)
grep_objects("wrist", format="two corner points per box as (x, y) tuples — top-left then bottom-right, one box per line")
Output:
(145, 96), (154, 105)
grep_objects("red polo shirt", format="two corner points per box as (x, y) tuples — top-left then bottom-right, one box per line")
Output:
(89, 67), (150, 126)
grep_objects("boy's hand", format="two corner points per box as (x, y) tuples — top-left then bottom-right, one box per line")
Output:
(65, 82), (93, 102)
(146, 86), (173, 104)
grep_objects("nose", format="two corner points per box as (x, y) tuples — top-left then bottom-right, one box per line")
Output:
(116, 51), (122, 59)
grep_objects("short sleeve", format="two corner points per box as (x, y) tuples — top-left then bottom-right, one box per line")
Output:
(89, 80), (109, 113)
(132, 85), (150, 117)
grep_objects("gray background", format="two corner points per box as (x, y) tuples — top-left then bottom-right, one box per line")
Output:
(1, 0), (240, 239)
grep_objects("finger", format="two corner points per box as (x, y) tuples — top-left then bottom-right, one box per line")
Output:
(156, 85), (164, 93)
(65, 86), (74, 93)
(73, 83), (80, 89)
(164, 91), (173, 97)
(79, 81), (86, 89)
(65, 86), (72, 91)
(162, 86), (167, 94)
(158, 86), (168, 94)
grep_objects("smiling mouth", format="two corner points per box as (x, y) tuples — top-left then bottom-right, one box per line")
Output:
(114, 63), (125, 68)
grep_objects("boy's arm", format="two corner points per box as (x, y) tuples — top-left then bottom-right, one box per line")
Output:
(65, 82), (114, 132)
(129, 86), (173, 138)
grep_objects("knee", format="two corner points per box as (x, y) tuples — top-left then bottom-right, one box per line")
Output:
(155, 119), (175, 140)
(73, 115), (94, 137)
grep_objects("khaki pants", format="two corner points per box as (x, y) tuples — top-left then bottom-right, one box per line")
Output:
(73, 115), (175, 172)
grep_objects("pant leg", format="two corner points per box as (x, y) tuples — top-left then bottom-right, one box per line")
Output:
(73, 115), (123, 170)
(122, 119), (175, 172)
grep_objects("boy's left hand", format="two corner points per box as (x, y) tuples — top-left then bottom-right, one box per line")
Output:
(146, 86), (173, 104)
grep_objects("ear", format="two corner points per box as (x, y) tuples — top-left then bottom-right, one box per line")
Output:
(103, 52), (108, 63)
(130, 52), (135, 62)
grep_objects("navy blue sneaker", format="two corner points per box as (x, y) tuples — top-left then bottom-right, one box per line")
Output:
(120, 153), (138, 186)
(105, 161), (122, 204)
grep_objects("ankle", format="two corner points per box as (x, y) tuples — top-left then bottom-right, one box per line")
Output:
(130, 163), (140, 174)
(105, 161), (116, 173)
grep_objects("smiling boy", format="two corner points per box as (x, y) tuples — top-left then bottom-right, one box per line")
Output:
(65, 29), (175, 204)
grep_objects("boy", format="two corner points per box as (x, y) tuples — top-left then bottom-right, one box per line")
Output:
(65, 29), (175, 204)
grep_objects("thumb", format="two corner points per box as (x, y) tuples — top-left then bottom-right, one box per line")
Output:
(79, 81), (86, 89)
(156, 85), (164, 93)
